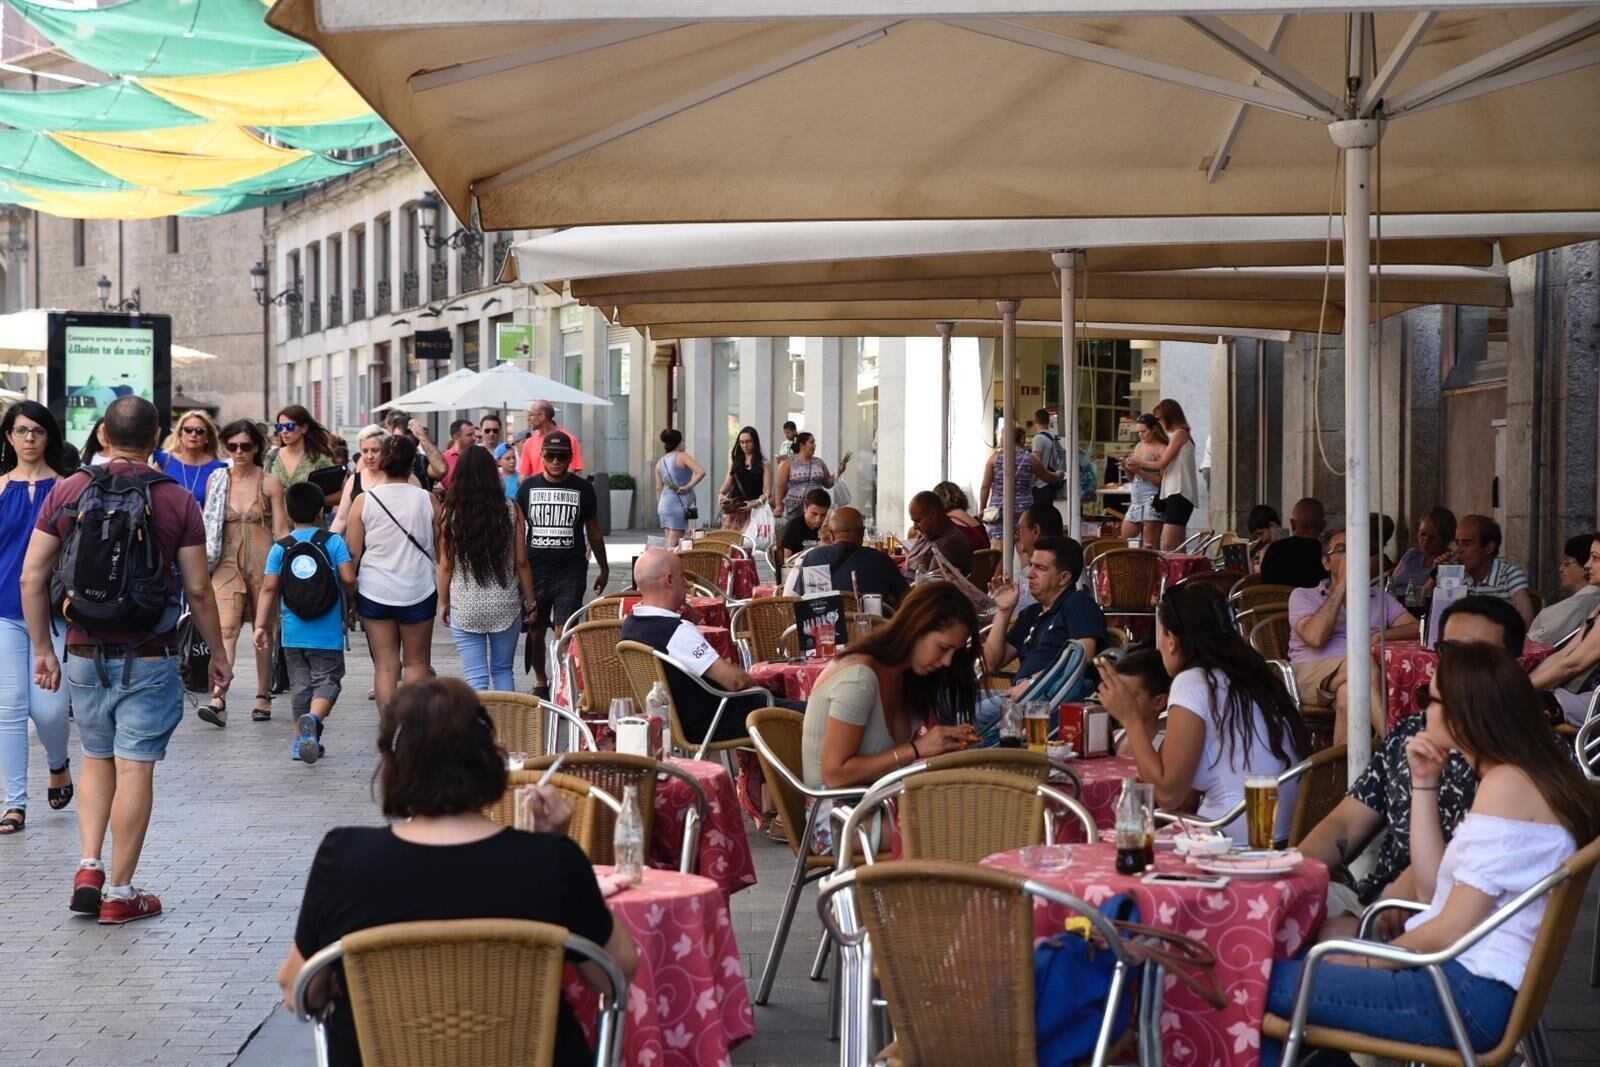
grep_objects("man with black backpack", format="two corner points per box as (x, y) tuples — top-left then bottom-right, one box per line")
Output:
(22, 396), (231, 925)
(256, 482), (357, 765)
(1029, 407), (1067, 513)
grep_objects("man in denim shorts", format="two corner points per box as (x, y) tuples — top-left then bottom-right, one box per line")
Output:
(22, 397), (231, 924)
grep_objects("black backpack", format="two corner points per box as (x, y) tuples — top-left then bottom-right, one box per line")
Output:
(49, 466), (179, 638)
(277, 530), (341, 619)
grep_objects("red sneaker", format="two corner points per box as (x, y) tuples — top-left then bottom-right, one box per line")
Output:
(98, 888), (162, 925)
(70, 866), (104, 915)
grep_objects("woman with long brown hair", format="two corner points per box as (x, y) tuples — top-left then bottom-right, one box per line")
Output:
(438, 447), (534, 692)
(801, 582), (982, 788)
(1260, 643), (1600, 1066)
(1117, 413), (1169, 547)
(1124, 397), (1199, 551)
(269, 404), (340, 506)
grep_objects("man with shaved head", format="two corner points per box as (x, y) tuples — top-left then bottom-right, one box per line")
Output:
(1261, 496), (1331, 589)
(797, 506), (909, 608)
(620, 549), (798, 744)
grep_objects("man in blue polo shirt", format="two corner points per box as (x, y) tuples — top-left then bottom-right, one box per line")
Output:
(975, 535), (1107, 746)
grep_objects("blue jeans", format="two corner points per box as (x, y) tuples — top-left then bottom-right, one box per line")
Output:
(1260, 958), (1515, 1067)
(451, 621), (521, 692)
(66, 652), (183, 763)
(0, 617), (70, 809)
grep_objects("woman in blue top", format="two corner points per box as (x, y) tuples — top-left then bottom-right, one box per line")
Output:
(161, 411), (226, 506)
(0, 402), (74, 834)
(654, 427), (706, 549)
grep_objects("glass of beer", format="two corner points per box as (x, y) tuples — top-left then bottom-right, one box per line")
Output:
(1245, 775), (1280, 850)
(1024, 702), (1052, 751)
(816, 622), (837, 658)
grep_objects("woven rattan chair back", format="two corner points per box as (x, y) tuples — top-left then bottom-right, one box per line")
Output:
(897, 770), (1046, 863)
(1082, 537), (1124, 570)
(1233, 583), (1295, 618)
(745, 707), (811, 858)
(853, 861), (1038, 1066)
(338, 918), (569, 1067)
(1096, 548), (1165, 612)
(1287, 745), (1348, 846)
(698, 528), (745, 546)
(692, 538), (737, 560)
(567, 621), (630, 715)
(925, 747), (1052, 784)
(480, 693), (550, 760)
(746, 596), (803, 663)
(1230, 572), (1265, 597)
(483, 771), (605, 859)
(527, 752), (657, 866)
(585, 597), (625, 622)
(1171, 569), (1247, 601)
(678, 549), (727, 590)
(614, 638), (670, 719)
(969, 548), (1002, 589)
(1248, 614), (1294, 662)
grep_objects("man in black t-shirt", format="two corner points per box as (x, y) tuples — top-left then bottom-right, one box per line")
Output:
(516, 431), (608, 697)
(777, 487), (830, 565)
(799, 506), (909, 607)
(1260, 496), (1331, 588)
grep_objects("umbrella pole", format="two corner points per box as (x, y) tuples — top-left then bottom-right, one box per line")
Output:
(1332, 119), (1381, 786)
(936, 321), (954, 484)
(999, 300), (1019, 580)
(1053, 251), (1083, 541)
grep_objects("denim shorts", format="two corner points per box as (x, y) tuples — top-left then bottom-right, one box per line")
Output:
(67, 653), (183, 763)
(356, 592), (438, 625)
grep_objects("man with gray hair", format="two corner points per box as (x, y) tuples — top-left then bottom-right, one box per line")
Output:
(1287, 527), (1418, 739)
(517, 399), (585, 479)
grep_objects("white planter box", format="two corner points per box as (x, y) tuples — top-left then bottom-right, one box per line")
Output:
(610, 489), (634, 529)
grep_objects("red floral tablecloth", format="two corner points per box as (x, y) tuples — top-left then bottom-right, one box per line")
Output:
(686, 597), (729, 629)
(1165, 553), (1214, 586)
(985, 843), (1327, 1067)
(567, 867), (754, 1067)
(719, 556), (759, 599)
(1063, 755), (1142, 839)
(751, 583), (779, 599)
(654, 759), (757, 898)
(748, 658), (833, 702)
(1377, 639), (1555, 727)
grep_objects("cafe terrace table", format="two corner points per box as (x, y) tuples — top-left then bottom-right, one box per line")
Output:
(1060, 754), (1142, 838)
(719, 556), (759, 599)
(687, 596), (730, 629)
(1376, 638), (1555, 727)
(748, 657), (833, 702)
(1164, 553), (1214, 586)
(985, 843), (1327, 1067)
(655, 758), (758, 898)
(568, 867), (754, 1067)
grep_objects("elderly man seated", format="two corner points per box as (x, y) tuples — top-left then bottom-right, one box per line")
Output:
(1425, 513), (1535, 625)
(1299, 596), (1526, 939)
(905, 490), (975, 578)
(792, 506), (908, 608)
(1527, 532), (1600, 644)
(974, 536), (1107, 746)
(621, 549), (800, 745)
(1529, 532), (1600, 725)
(1287, 527), (1418, 739)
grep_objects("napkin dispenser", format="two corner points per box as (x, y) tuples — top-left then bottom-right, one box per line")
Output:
(1082, 704), (1112, 757)
(615, 716), (653, 757)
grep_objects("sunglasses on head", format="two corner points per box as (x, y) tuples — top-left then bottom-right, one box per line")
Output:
(226, 440), (256, 453)
(275, 421), (298, 432)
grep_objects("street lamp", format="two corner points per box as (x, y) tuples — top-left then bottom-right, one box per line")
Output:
(418, 189), (480, 251)
(248, 261), (301, 307)
(95, 274), (141, 312)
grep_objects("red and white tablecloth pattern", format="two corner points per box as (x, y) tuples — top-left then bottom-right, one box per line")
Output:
(1376, 639), (1555, 727)
(1062, 755), (1142, 838)
(719, 557), (759, 599)
(567, 867), (754, 1067)
(1165, 553), (1214, 586)
(985, 843), (1327, 1067)
(750, 583), (779, 600)
(748, 658), (833, 702)
(686, 596), (729, 629)
(653, 759), (757, 898)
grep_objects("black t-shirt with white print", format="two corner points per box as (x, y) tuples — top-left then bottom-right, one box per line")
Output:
(517, 472), (597, 573)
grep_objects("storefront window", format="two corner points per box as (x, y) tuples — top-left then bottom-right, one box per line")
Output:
(851, 339), (880, 528)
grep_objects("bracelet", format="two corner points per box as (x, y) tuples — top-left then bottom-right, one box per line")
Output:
(910, 737), (920, 759)
(891, 746), (903, 769)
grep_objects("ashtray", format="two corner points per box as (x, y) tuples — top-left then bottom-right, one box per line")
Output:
(1018, 844), (1074, 873)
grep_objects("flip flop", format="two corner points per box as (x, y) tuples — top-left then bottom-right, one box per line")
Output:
(0, 809), (23, 835)
(252, 694), (272, 722)
(198, 700), (227, 727)
(47, 761), (73, 811)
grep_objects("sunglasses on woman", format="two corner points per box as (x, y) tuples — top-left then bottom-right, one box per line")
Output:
(275, 421), (299, 433)
(181, 426), (209, 437)
(225, 441), (256, 453)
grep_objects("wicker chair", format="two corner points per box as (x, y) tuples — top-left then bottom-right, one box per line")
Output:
(1086, 548), (1165, 627)
(614, 640), (756, 758)
(678, 549), (729, 594)
(292, 917), (627, 1067)
(526, 752), (709, 872)
(1247, 614), (1337, 744)
(969, 548), (1002, 589)
(479, 692), (596, 759)
(1230, 572), (1265, 596)
(817, 860), (1140, 1067)
(555, 620), (632, 722)
(1170, 569), (1247, 601)
(585, 597), (626, 622)
(742, 595), (804, 662)
(483, 770), (618, 860)
(698, 528), (746, 547)
(1082, 537), (1126, 570)
(691, 537), (738, 560)
(1265, 835), (1600, 1066)
(1286, 744), (1348, 847)
(922, 747), (1082, 797)
(1232, 582), (1295, 619)
(1248, 613), (1294, 661)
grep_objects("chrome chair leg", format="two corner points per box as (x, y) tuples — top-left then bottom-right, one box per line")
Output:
(811, 929), (832, 980)
(756, 849), (810, 1004)
(1590, 900), (1599, 986)
(827, 943), (842, 1041)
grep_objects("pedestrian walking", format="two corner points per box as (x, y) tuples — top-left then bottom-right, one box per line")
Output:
(718, 425), (771, 534)
(979, 425), (1035, 543)
(199, 420), (288, 726)
(773, 431), (841, 521)
(516, 430), (607, 699)
(0, 402), (75, 835)
(1028, 407), (1067, 513)
(439, 448), (535, 692)
(23, 396), (232, 923)
(516, 399), (585, 478)
(654, 428), (705, 548)
(256, 482), (357, 764)
(346, 434), (438, 711)
(382, 410), (447, 488)
(269, 404), (340, 507)
(160, 411), (226, 508)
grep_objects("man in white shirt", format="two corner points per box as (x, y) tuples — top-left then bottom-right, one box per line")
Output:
(1527, 533), (1600, 644)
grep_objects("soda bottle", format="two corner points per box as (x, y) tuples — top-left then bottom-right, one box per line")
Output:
(614, 784), (646, 886)
(645, 680), (671, 760)
(1114, 778), (1149, 876)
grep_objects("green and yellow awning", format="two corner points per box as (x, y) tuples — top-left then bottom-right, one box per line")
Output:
(0, 0), (395, 219)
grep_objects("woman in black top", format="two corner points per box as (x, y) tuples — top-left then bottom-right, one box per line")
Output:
(278, 678), (638, 1066)
(718, 424), (771, 533)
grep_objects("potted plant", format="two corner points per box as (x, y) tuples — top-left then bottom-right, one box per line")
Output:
(609, 472), (635, 530)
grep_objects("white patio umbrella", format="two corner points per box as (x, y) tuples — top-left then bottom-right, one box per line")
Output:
(373, 367), (479, 414)
(375, 364), (611, 413)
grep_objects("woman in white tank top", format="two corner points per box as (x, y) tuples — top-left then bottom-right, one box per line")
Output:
(346, 434), (440, 710)
(1125, 397), (1200, 551)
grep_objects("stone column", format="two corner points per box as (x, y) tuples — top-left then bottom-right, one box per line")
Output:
(737, 337), (776, 443)
(679, 337), (715, 520)
(802, 336), (845, 466)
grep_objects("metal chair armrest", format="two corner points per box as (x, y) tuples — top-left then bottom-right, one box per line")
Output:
(564, 932), (630, 1067)
(292, 940), (346, 1022)
(1577, 708), (1600, 782)
(538, 698), (598, 752)
(1039, 783), (1097, 842)
(747, 721), (874, 804)
(1356, 897), (1429, 940)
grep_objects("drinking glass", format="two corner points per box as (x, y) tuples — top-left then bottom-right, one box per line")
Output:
(609, 697), (637, 737)
(997, 698), (1025, 749)
(1245, 775), (1280, 850)
(1023, 701), (1052, 752)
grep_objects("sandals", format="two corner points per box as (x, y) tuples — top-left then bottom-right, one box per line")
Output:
(48, 761), (73, 811)
(198, 698), (227, 728)
(252, 693), (272, 722)
(0, 809), (23, 835)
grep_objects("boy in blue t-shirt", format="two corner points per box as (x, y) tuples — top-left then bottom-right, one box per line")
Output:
(256, 482), (357, 763)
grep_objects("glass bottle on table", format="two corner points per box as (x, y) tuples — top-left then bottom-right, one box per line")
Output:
(615, 784), (646, 886)
(644, 682), (671, 760)
(1114, 778), (1151, 875)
